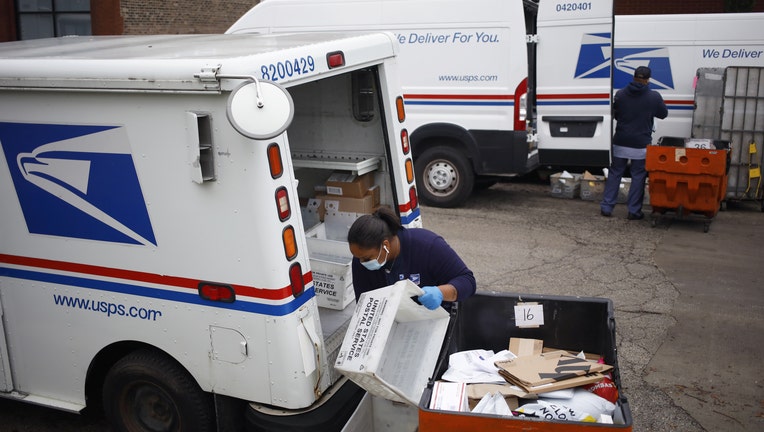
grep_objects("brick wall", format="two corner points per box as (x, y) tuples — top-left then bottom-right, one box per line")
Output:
(121, 0), (260, 35)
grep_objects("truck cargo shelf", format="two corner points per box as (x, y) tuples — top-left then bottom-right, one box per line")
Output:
(292, 153), (381, 176)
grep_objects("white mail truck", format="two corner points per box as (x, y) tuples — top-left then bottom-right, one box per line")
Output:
(0, 31), (420, 432)
(228, 0), (764, 207)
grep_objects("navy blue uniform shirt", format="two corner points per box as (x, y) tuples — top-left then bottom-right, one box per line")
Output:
(351, 227), (476, 302)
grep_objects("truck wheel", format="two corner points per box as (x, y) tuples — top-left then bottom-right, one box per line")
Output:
(103, 348), (214, 432)
(416, 146), (474, 208)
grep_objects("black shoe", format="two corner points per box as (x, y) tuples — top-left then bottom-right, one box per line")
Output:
(627, 212), (644, 220)
(600, 210), (612, 217)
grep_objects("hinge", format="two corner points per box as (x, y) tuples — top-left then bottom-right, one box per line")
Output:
(527, 133), (538, 143)
(526, 34), (539, 44)
(196, 64), (221, 83)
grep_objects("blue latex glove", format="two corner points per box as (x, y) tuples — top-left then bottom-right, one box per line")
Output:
(418, 286), (443, 310)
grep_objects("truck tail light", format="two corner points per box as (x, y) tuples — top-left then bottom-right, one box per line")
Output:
(327, 51), (345, 69)
(514, 78), (528, 131)
(401, 129), (410, 154)
(396, 96), (405, 123)
(289, 262), (305, 297)
(282, 226), (297, 260)
(405, 159), (414, 183)
(198, 282), (235, 303)
(267, 143), (283, 178)
(409, 186), (418, 210)
(275, 187), (291, 221)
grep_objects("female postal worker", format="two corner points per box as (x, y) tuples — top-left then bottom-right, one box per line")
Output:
(347, 206), (476, 309)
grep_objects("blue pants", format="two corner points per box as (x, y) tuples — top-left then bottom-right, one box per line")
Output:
(600, 156), (647, 215)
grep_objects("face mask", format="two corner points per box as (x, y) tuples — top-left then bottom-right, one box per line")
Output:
(361, 244), (389, 271)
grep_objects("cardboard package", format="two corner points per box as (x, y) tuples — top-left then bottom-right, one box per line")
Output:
(306, 237), (355, 310)
(494, 338), (613, 395)
(325, 171), (374, 198)
(321, 193), (375, 214)
(335, 279), (450, 405)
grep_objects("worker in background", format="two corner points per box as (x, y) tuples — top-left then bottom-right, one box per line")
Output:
(601, 65), (668, 220)
(347, 206), (476, 310)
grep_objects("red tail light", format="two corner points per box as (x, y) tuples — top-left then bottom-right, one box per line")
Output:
(401, 129), (410, 154)
(198, 282), (235, 303)
(289, 263), (305, 297)
(409, 186), (418, 210)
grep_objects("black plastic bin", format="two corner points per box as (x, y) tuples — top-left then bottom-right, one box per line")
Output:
(419, 292), (633, 431)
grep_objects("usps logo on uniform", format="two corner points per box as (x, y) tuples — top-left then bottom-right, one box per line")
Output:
(0, 122), (156, 246)
(574, 32), (675, 90)
(408, 274), (421, 285)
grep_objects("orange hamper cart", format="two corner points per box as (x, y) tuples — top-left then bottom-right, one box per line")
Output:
(646, 140), (730, 232)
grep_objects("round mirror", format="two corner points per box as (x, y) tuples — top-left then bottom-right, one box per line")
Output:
(227, 80), (294, 140)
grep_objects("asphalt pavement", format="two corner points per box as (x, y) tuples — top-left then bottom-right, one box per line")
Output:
(1, 177), (761, 431)
(422, 178), (764, 431)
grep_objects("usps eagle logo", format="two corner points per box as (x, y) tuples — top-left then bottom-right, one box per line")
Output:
(574, 32), (675, 90)
(0, 122), (156, 246)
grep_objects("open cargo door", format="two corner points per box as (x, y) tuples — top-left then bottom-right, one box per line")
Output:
(535, 1), (613, 168)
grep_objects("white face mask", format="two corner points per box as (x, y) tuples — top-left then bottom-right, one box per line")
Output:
(361, 244), (389, 271)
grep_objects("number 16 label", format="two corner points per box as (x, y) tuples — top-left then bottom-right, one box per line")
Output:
(514, 303), (544, 327)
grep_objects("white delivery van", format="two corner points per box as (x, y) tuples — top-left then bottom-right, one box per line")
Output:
(0, 32), (420, 432)
(228, 0), (764, 207)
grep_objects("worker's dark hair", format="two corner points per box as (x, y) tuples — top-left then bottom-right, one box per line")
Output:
(347, 206), (402, 249)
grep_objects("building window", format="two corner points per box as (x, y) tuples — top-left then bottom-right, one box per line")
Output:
(17, 0), (91, 40)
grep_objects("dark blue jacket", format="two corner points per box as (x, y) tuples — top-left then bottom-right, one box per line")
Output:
(612, 81), (668, 149)
(351, 227), (476, 302)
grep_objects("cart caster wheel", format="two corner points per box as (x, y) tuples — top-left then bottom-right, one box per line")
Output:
(650, 218), (658, 228)
(703, 223), (710, 233)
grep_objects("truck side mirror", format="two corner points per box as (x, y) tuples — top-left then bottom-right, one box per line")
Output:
(227, 79), (294, 140)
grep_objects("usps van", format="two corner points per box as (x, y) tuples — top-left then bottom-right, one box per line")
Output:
(0, 32), (419, 432)
(228, 0), (764, 207)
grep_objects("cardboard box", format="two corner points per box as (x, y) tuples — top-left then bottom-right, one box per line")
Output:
(368, 184), (381, 207)
(306, 237), (355, 310)
(550, 172), (582, 199)
(494, 350), (612, 394)
(581, 172), (606, 202)
(325, 171), (374, 198)
(335, 280), (450, 406)
(321, 194), (375, 214)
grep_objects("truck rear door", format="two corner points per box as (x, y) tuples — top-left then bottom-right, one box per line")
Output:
(535, 1), (613, 168)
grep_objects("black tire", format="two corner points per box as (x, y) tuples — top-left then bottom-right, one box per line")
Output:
(415, 146), (474, 208)
(103, 348), (214, 432)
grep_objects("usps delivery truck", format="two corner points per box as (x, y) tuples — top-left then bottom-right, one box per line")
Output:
(0, 32), (421, 432)
(228, 0), (764, 207)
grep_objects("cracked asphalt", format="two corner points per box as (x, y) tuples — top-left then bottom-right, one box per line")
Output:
(423, 177), (764, 431)
(1, 177), (761, 431)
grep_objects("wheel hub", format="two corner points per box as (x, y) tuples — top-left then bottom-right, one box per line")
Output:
(426, 161), (457, 194)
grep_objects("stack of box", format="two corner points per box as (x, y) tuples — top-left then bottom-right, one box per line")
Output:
(318, 171), (380, 215)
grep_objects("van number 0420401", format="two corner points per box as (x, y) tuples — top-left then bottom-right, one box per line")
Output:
(260, 56), (316, 81)
(556, 2), (592, 12)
